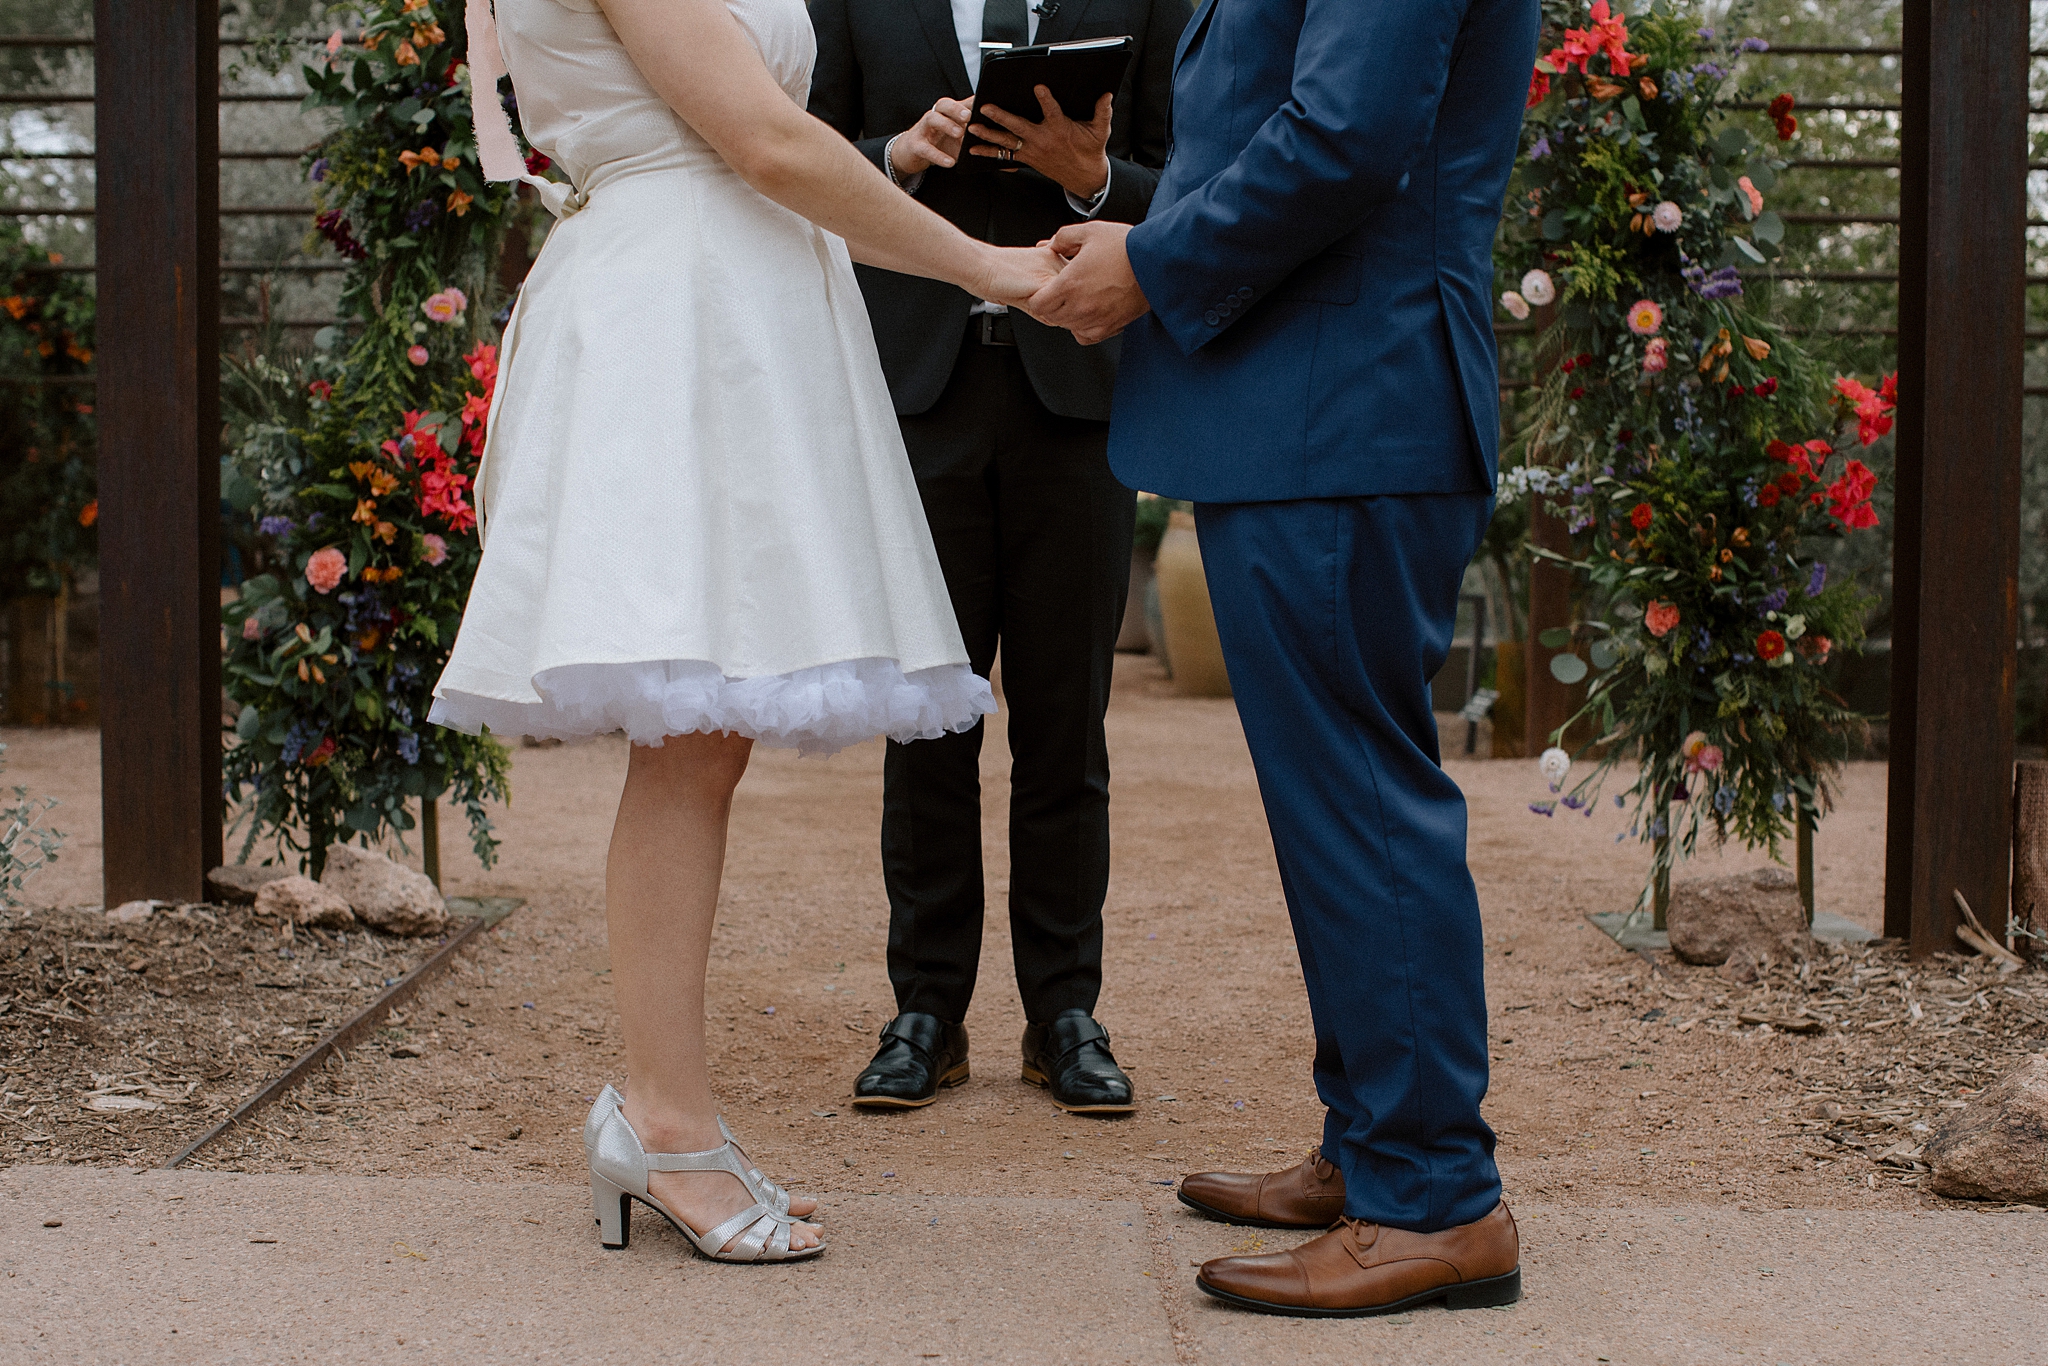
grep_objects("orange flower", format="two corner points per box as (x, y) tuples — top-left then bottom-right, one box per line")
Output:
(1, 295), (29, 320)
(1644, 600), (1680, 637)
(362, 30), (384, 50)
(353, 497), (378, 524)
(394, 39), (421, 66)
(357, 628), (383, 652)
(398, 146), (442, 172)
(77, 499), (97, 527)
(1586, 77), (1625, 100)
(446, 189), (473, 216)
(411, 21), (445, 46)
(373, 521), (398, 545)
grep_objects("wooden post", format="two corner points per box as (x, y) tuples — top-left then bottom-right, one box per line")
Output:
(2013, 761), (2048, 949)
(421, 798), (441, 890)
(1652, 825), (1671, 932)
(1795, 800), (1815, 928)
(94, 0), (223, 905)
(1885, 0), (2027, 958)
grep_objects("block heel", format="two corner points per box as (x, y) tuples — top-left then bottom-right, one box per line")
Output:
(1444, 1267), (1521, 1310)
(593, 1172), (631, 1249)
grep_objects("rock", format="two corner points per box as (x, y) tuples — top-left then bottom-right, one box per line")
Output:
(253, 875), (356, 929)
(320, 843), (448, 937)
(389, 1043), (424, 1059)
(206, 864), (292, 905)
(1925, 1054), (2048, 1202)
(1666, 867), (1810, 968)
(105, 900), (156, 925)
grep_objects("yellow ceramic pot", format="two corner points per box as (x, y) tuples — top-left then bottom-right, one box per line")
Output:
(1153, 512), (1233, 699)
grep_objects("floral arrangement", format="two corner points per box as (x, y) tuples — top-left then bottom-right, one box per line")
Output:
(0, 220), (97, 604)
(1496, 0), (1890, 894)
(221, 0), (518, 877)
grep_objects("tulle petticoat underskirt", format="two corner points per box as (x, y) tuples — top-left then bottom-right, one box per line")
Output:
(427, 657), (993, 758)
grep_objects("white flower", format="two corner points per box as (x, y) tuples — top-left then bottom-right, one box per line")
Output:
(1538, 746), (1572, 791)
(1499, 290), (1531, 321)
(1519, 269), (1556, 307)
(1652, 200), (1683, 232)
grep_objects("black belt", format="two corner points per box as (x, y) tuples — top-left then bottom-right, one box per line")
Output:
(977, 311), (1018, 347)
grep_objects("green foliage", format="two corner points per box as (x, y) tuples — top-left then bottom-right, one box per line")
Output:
(0, 221), (96, 600)
(0, 743), (61, 908)
(221, 0), (518, 876)
(1499, 0), (1891, 900)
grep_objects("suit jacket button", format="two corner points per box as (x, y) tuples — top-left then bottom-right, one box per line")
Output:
(1204, 311), (1221, 326)
(1236, 287), (1254, 301)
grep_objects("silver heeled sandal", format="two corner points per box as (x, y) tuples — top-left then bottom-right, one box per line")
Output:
(584, 1084), (809, 1219)
(586, 1094), (822, 1261)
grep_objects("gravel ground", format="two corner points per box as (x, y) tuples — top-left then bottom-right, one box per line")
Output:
(3, 655), (2043, 1219)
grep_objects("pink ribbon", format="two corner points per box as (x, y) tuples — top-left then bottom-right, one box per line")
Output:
(466, 0), (526, 184)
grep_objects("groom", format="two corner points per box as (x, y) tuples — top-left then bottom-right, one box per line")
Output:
(1030, 0), (1539, 1318)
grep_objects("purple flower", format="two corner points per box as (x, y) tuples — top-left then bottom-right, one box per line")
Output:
(404, 200), (440, 233)
(1739, 37), (1770, 53)
(1697, 26), (1716, 41)
(1613, 794), (1626, 808)
(1714, 786), (1737, 814)
(1529, 801), (1558, 817)
(1561, 793), (1586, 811)
(1682, 262), (1745, 301)
(309, 157), (329, 183)
(1760, 587), (1789, 615)
(1690, 61), (1730, 82)
(1806, 562), (1828, 597)
(258, 515), (295, 537)
(397, 732), (421, 764)
(1529, 135), (1552, 160)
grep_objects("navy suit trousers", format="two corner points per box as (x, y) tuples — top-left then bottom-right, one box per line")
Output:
(1193, 493), (1501, 1234)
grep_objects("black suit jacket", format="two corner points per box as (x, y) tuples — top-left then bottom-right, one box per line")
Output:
(808, 0), (1187, 421)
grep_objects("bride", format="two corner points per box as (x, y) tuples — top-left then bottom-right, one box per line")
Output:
(432, 0), (1063, 1261)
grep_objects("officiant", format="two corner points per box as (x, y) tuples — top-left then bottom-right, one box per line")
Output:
(809, 0), (1187, 1115)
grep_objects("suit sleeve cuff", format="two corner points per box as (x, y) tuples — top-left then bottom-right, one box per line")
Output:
(1064, 159), (1114, 218)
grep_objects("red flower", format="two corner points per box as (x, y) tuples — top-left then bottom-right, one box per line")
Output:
(1729, 384), (1748, 398)
(307, 379), (333, 402)
(1756, 630), (1787, 662)
(1645, 599), (1680, 637)
(1775, 114), (1798, 141)
(524, 149), (552, 176)
(1768, 93), (1796, 121)
(1766, 439), (1793, 463)
(1545, 1), (1638, 78)
(1834, 374), (1897, 446)
(1527, 68), (1551, 107)
(304, 736), (338, 767)
(1757, 484), (1782, 508)
(1824, 459), (1881, 530)
(1776, 472), (1802, 494)
(1755, 376), (1779, 397)
(1569, 386), (1586, 400)
(1630, 501), (1654, 530)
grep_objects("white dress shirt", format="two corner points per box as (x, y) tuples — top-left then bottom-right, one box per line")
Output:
(889, 0), (1114, 230)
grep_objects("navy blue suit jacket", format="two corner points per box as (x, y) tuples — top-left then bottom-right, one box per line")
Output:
(1110, 0), (1538, 502)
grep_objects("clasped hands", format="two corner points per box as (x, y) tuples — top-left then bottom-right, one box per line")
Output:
(892, 89), (1149, 346)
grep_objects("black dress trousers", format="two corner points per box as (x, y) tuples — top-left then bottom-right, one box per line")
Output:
(882, 325), (1137, 1025)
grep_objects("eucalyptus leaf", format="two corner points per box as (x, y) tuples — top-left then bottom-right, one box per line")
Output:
(1539, 627), (1576, 648)
(1590, 638), (1622, 670)
(1752, 210), (1784, 245)
(1709, 164), (1734, 191)
(1746, 161), (1777, 193)
(1715, 126), (1749, 158)
(1549, 653), (1589, 685)
(1733, 236), (1767, 264)
(1542, 208), (1569, 241)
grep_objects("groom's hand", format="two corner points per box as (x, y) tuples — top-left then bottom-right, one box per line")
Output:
(1028, 222), (1148, 346)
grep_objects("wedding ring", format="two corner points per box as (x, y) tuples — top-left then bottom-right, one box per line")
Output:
(1000, 148), (1013, 161)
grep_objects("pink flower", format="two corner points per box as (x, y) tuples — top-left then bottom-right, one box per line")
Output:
(1625, 299), (1663, 337)
(1651, 200), (1682, 232)
(326, 29), (344, 56)
(1499, 290), (1531, 321)
(1680, 732), (1724, 774)
(407, 344), (430, 366)
(305, 546), (348, 594)
(241, 615), (263, 641)
(421, 288), (467, 324)
(1645, 599), (1679, 637)
(420, 533), (449, 567)
(1737, 176), (1764, 217)
(1641, 337), (1668, 373)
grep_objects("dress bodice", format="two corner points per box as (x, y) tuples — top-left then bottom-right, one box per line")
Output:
(493, 0), (816, 194)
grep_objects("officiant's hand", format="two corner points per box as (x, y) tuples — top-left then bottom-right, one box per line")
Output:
(969, 87), (1113, 202)
(889, 97), (974, 178)
(1030, 221), (1147, 345)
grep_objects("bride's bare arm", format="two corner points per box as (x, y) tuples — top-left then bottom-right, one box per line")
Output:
(597, 0), (1057, 304)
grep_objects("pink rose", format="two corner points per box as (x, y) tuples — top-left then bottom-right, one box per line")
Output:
(407, 344), (430, 366)
(305, 545), (347, 594)
(1645, 599), (1680, 637)
(1641, 337), (1668, 373)
(1737, 175), (1764, 217)
(420, 533), (449, 567)
(241, 614), (263, 641)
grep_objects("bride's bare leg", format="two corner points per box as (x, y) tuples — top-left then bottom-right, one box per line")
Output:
(607, 732), (820, 1248)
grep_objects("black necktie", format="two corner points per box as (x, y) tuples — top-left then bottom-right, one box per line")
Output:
(983, 0), (1029, 49)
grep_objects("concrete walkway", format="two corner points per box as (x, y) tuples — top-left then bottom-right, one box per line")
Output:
(7, 1166), (2045, 1364)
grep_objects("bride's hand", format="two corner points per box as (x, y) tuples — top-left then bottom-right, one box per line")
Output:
(976, 245), (1065, 315)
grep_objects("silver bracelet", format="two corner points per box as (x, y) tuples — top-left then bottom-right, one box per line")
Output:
(883, 134), (908, 189)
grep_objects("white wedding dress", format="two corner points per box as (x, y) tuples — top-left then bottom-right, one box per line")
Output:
(428, 0), (993, 756)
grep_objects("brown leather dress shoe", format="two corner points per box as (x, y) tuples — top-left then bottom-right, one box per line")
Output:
(1177, 1148), (1346, 1229)
(1196, 1201), (1521, 1317)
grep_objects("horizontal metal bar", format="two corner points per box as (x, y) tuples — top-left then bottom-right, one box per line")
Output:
(1789, 159), (1901, 170)
(1780, 212), (1899, 225)
(221, 318), (349, 328)
(0, 36), (326, 48)
(0, 92), (309, 104)
(3, 150), (315, 161)
(1751, 45), (1903, 56)
(1726, 101), (1901, 113)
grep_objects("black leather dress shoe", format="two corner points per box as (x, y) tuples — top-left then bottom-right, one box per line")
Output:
(1021, 1009), (1135, 1114)
(851, 1012), (970, 1110)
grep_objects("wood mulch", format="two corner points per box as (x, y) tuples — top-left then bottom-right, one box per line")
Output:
(0, 901), (439, 1167)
